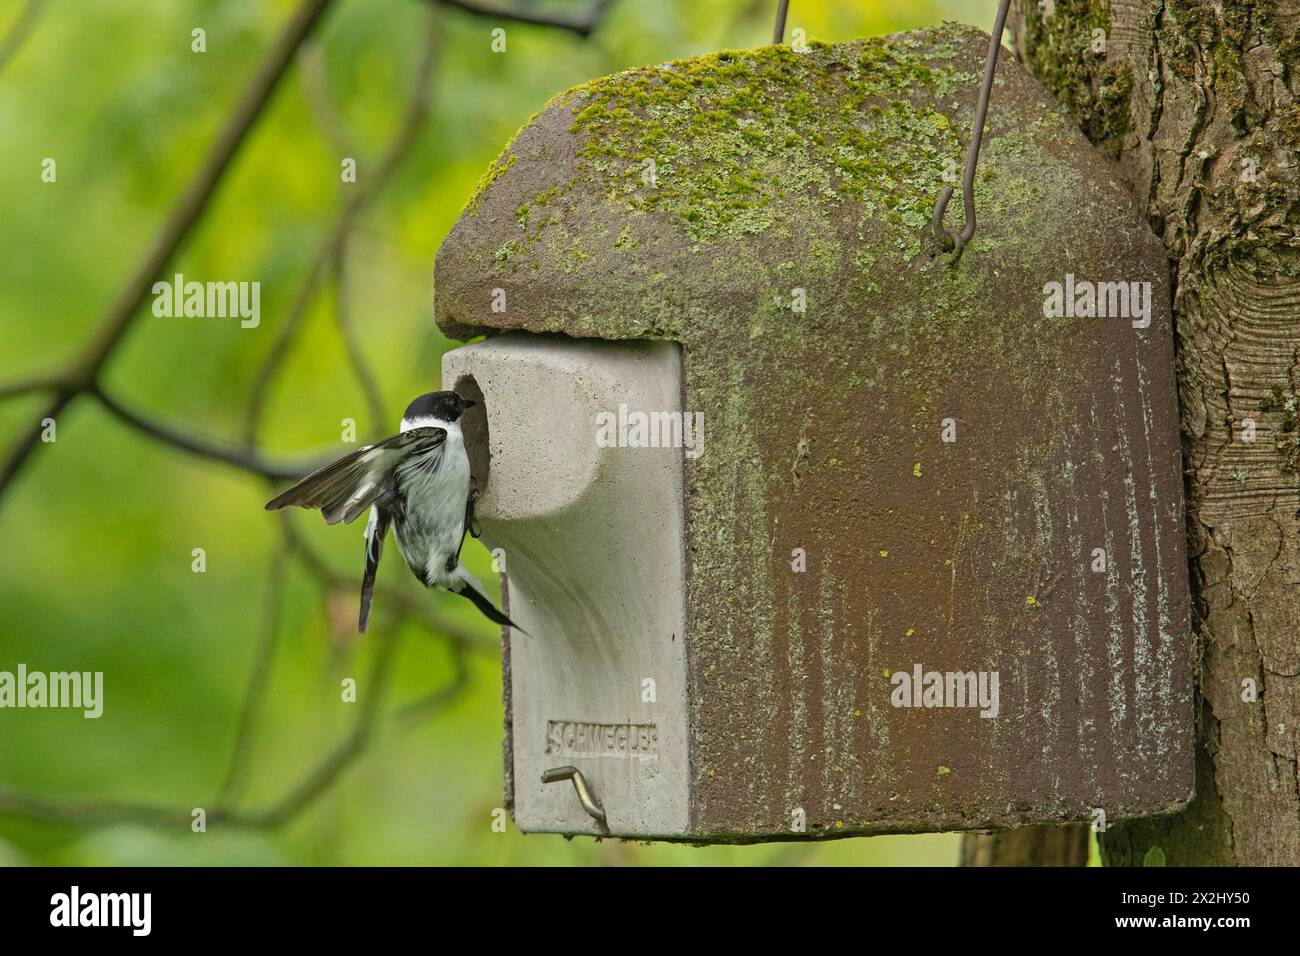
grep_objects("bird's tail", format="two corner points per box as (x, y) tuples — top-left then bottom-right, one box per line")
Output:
(448, 565), (526, 634)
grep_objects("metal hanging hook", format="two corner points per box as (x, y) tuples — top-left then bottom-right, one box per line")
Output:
(541, 765), (608, 830)
(931, 0), (1012, 259)
(773, 0), (790, 44)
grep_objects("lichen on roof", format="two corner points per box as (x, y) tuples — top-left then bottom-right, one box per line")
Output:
(435, 23), (1118, 345)
(551, 34), (974, 246)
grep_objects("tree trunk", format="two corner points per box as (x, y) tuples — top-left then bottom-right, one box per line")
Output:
(960, 825), (1091, 865)
(982, 0), (1300, 866)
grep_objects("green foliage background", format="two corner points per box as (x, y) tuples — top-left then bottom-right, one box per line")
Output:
(0, 0), (996, 865)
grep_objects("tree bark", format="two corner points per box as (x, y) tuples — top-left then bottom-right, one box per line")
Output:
(960, 825), (1091, 866)
(991, 0), (1300, 865)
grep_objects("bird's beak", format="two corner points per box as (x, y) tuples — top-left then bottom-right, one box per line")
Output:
(462, 399), (478, 409)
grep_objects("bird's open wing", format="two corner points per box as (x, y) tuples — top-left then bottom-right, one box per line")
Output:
(264, 426), (446, 526)
(358, 505), (391, 633)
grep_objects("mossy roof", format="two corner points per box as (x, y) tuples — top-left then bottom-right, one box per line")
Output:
(434, 22), (1145, 343)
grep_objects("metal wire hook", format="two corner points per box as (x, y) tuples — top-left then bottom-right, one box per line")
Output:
(541, 765), (609, 830)
(773, 0), (790, 44)
(775, 0), (1011, 256)
(931, 0), (1012, 259)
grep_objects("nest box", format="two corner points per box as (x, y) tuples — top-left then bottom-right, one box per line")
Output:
(435, 24), (1192, 842)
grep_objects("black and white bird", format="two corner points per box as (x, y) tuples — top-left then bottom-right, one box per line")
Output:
(265, 391), (520, 634)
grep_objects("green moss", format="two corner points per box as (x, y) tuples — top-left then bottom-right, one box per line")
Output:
(563, 32), (971, 246)
(465, 152), (516, 217)
(493, 238), (525, 264)
(1021, 0), (1131, 155)
(508, 184), (568, 253)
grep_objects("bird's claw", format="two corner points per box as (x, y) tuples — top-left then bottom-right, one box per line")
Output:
(467, 490), (481, 539)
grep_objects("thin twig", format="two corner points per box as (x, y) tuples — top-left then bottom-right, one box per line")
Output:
(394, 644), (469, 727)
(234, 625), (402, 829)
(89, 384), (322, 481)
(0, 371), (67, 401)
(241, 255), (331, 445)
(298, 39), (359, 158)
(333, 235), (388, 433)
(215, 546), (290, 806)
(0, 789), (198, 829)
(0, 0), (48, 76)
(435, 0), (614, 37)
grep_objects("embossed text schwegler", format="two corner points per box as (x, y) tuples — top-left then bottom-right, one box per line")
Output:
(546, 720), (659, 758)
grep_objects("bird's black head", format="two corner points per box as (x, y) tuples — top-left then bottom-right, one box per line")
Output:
(402, 390), (476, 425)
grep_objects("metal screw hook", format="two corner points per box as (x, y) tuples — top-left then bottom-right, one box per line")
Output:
(931, 0), (1013, 259)
(541, 765), (608, 830)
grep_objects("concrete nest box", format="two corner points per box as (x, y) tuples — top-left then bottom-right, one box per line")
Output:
(435, 24), (1191, 842)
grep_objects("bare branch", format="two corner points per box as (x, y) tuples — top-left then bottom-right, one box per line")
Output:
(89, 385), (321, 481)
(0, 788), (197, 829)
(0, 0), (338, 504)
(0, 371), (67, 401)
(435, 0), (615, 37)
(215, 546), (290, 806)
(0, 390), (78, 492)
(333, 237), (388, 433)
(393, 644), (469, 727)
(232, 625), (403, 829)
(0, 0), (48, 76)
(297, 39), (359, 158)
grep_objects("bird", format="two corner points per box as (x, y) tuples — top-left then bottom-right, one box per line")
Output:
(265, 391), (521, 634)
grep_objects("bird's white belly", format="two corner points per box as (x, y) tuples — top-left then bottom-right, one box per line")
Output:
(394, 440), (470, 586)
